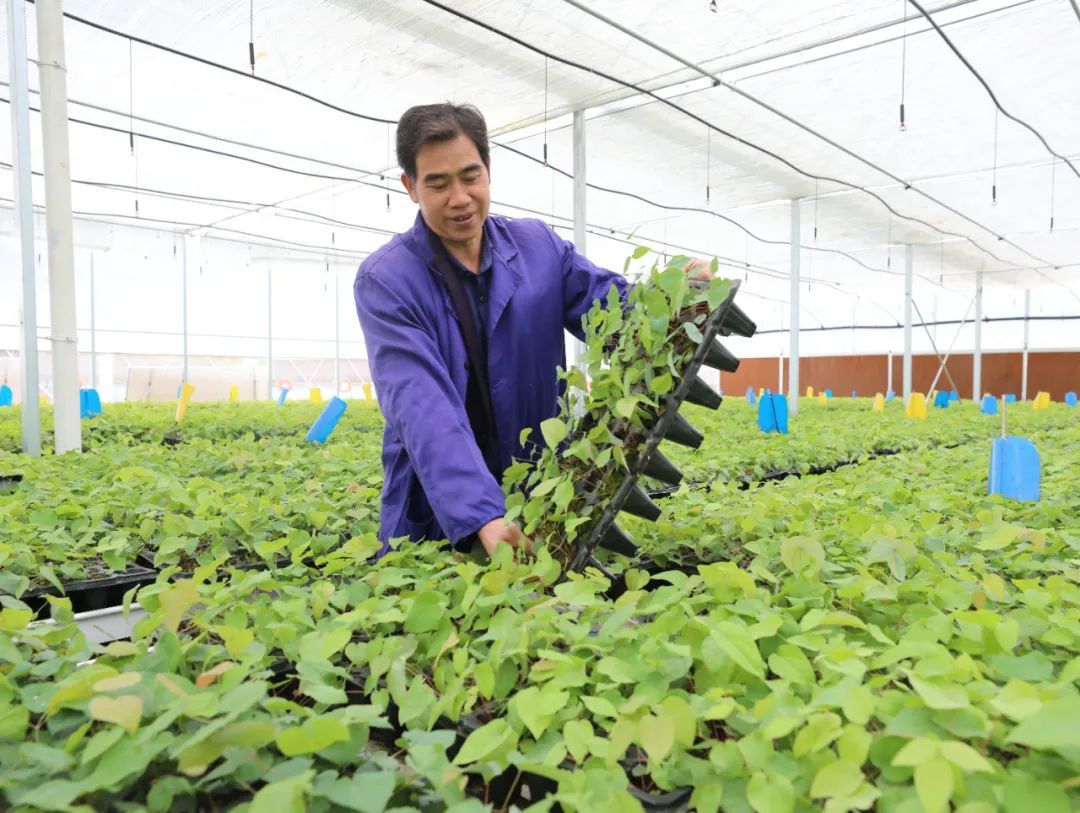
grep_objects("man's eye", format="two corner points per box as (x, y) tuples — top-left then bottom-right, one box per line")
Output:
(463, 174), (480, 184)
(429, 184), (447, 191)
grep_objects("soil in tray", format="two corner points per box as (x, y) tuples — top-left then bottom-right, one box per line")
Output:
(23, 563), (158, 619)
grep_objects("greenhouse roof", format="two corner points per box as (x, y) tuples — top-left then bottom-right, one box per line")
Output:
(2, 0), (1079, 327)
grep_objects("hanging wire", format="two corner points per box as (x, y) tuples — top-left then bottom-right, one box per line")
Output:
(248, 0), (256, 76)
(886, 212), (893, 269)
(939, 237), (944, 286)
(128, 40), (139, 217)
(385, 123), (391, 212)
(813, 179), (819, 241)
(705, 126), (711, 204)
(991, 107), (999, 205)
(899, 0), (908, 132)
(542, 56), (549, 165)
(1049, 159), (1057, 232)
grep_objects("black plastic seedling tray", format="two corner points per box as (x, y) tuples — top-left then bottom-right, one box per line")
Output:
(568, 281), (756, 572)
(23, 564), (158, 619)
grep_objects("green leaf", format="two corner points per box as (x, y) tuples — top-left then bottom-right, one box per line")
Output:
(649, 372), (673, 395)
(637, 713), (676, 762)
(614, 397), (637, 419)
(810, 758), (863, 799)
(710, 622), (765, 678)
(938, 741), (993, 773)
(453, 718), (515, 765)
(910, 676), (969, 710)
(891, 736), (939, 767)
(87, 694), (142, 734)
(540, 418), (567, 449)
(250, 771), (314, 813)
(159, 580), (198, 633)
(404, 592), (445, 634)
(563, 719), (593, 763)
(276, 716), (350, 756)
(841, 685), (875, 725)
(780, 536), (824, 576)
(1007, 696), (1080, 753)
(314, 771), (396, 813)
(747, 771), (793, 813)
(914, 759), (953, 813)
(990, 679), (1041, 721)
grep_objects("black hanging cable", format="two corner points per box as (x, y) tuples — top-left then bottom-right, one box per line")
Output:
(704, 126), (712, 204)
(813, 179), (819, 240)
(899, 0), (908, 131)
(385, 123), (391, 212)
(1071, 0), (1080, 23)
(907, 0), (1080, 183)
(542, 56), (549, 165)
(1049, 159), (1056, 233)
(991, 107), (999, 206)
(248, 0), (256, 76)
(129, 39), (139, 217)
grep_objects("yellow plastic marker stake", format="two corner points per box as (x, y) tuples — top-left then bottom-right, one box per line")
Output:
(310, 387), (323, 403)
(872, 393), (885, 413)
(229, 385), (239, 403)
(362, 382), (374, 403)
(175, 382), (196, 423)
(1035, 391), (1051, 410)
(906, 392), (927, 420)
(806, 386), (814, 398)
(818, 392), (827, 405)
(758, 387), (764, 396)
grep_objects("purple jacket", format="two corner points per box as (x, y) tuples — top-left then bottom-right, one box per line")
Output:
(354, 212), (627, 546)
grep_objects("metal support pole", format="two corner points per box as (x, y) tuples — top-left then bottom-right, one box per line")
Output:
(571, 109), (587, 371)
(1021, 288), (1030, 401)
(334, 271), (341, 396)
(903, 244), (913, 404)
(887, 350), (893, 394)
(267, 266), (274, 400)
(788, 199), (800, 414)
(973, 270), (983, 399)
(9, 0), (41, 456)
(89, 252), (97, 390)
(180, 239), (188, 383)
(777, 346), (784, 395)
(36, 0), (81, 454)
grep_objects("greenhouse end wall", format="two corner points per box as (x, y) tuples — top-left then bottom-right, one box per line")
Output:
(724, 351), (1080, 401)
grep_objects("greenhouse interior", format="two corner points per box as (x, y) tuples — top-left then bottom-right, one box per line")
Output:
(1, 0), (1079, 810)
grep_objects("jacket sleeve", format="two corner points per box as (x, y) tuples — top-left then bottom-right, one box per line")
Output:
(546, 226), (630, 340)
(354, 270), (506, 544)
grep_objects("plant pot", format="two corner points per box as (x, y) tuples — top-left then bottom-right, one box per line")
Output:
(0, 473), (23, 492)
(24, 563), (158, 619)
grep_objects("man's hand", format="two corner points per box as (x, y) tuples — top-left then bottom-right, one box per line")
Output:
(477, 516), (531, 558)
(685, 258), (713, 281)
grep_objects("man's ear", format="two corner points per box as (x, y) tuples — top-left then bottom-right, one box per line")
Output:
(401, 173), (419, 204)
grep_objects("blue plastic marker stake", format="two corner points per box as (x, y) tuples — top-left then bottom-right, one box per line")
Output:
(851, 390), (857, 398)
(1003, 393), (1017, 404)
(773, 393), (790, 434)
(757, 393), (776, 433)
(988, 400), (1040, 502)
(86, 388), (101, 416)
(277, 387), (290, 406)
(1065, 391), (1078, 407)
(949, 390), (959, 402)
(824, 389), (833, 398)
(0, 384), (12, 407)
(886, 390), (896, 402)
(980, 395), (998, 415)
(306, 396), (348, 443)
(746, 386), (756, 405)
(933, 390), (950, 409)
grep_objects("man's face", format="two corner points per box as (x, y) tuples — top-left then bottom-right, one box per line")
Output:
(402, 133), (490, 248)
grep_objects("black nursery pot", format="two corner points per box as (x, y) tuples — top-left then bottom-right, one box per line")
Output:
(23, 563), (158, 619)
(0, 473), (24, 492)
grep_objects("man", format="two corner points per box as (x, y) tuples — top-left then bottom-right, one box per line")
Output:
(355, 103), (702, 558)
